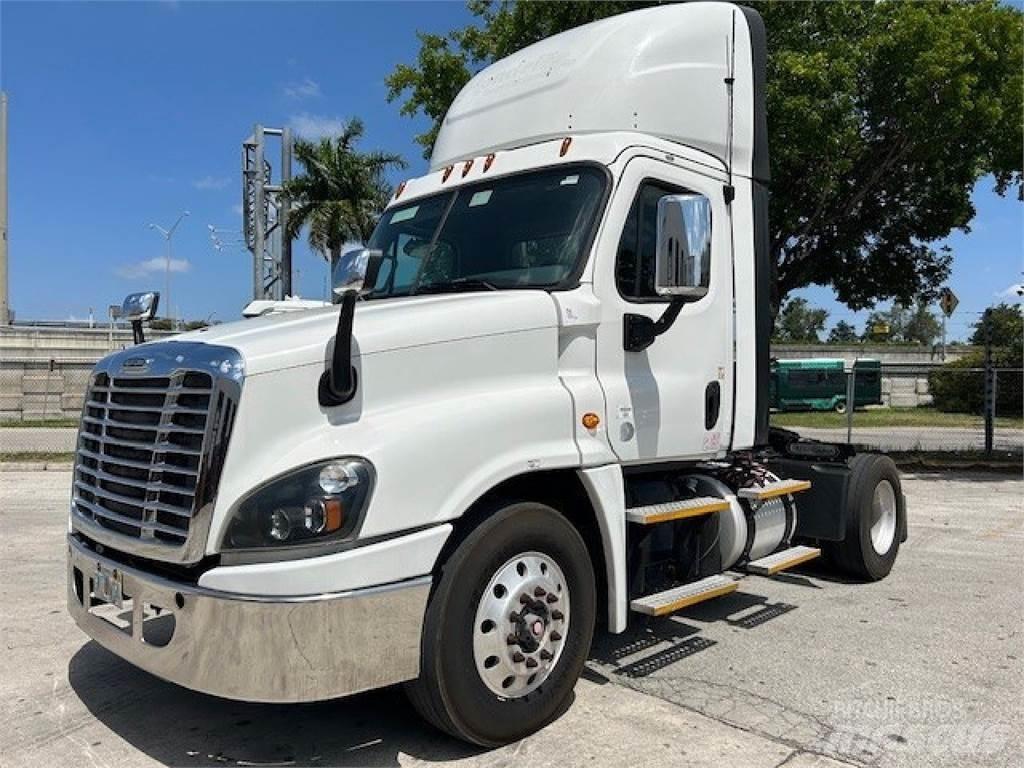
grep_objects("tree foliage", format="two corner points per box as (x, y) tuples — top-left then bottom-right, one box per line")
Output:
(827, 320), (859, 344)
(863, 301), (941, 345)
(970, 303), (1024, 348)
(283, 119), (405, 272)
(387, 1), (1023, 310)
(773, 297), (828, 343)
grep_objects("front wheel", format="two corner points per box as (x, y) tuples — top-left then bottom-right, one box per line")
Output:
(406, 501), (596, 746)
(834, 399), (848, 414)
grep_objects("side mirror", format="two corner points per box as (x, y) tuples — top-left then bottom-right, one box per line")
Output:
(332, 248), (384, 299)
(655, 194), (711, 300)
(623, 194), (712, 352)
(320, 249), (383, 407)
(121, 291), (160, 345)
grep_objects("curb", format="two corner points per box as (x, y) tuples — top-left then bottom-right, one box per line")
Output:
(0, 462), (74, 472)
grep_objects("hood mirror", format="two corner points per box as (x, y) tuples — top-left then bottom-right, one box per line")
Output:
(321, 249), (383, 407)
(332, 248), (384, 299)
(121, 291), (160, 345)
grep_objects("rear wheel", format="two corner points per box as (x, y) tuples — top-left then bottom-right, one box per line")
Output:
(834, 399), (848, 414)
(406, 501), (596, 746)
(826, 454), (904, 580)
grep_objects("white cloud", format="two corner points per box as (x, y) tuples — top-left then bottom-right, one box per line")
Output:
(116, 257), (191, 279)
(231, 204), (244, 216)
(284, 77), (322, 99)
(193, 175), (231, 190)
(288, 113), (347, 139)
(997, 283), (1024, 299)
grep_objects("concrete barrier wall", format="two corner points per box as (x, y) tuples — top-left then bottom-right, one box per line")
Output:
(0, 330), (979, 420)
(1, 326), (177, 420)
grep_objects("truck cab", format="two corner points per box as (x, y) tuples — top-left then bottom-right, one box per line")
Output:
(67, 3), (905, 747)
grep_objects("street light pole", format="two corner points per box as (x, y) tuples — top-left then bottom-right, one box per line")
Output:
(147, 210), (189, 328)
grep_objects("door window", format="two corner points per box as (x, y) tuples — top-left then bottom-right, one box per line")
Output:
(616, 180), (687, 300)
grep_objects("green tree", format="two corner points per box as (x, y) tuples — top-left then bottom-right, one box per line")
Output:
(283, 118), (405, 273)
(901, 302), (942, 346)
(864, 301), (941, 344)
(827, 320), (859, 344)
(387, 1), (1022, 311)
(773, 298), (828, 343)
(970, 303), (1024, 348)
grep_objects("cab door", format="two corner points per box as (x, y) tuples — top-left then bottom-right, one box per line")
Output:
(593, 156), (734, 463)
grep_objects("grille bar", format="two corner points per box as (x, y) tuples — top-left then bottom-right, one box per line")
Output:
(82, 433), (204, 456)
(74, 497), (188, 540)
(76, 465), (196, 500)
(76, 446), (200, 476)
(82, 415), (208, 436)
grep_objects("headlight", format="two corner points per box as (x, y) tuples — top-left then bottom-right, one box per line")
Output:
(222, 458), (374, 551)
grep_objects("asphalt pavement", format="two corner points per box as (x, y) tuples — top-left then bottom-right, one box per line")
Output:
(1, 470), (1021, 768)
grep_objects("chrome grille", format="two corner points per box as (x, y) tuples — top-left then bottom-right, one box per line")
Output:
(71, 342), (243, 563)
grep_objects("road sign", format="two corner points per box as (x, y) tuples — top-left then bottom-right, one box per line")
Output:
(939, 287), (959, 318)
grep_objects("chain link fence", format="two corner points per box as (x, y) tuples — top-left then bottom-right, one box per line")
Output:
(2, 355), (1021, 462)
(0, 357), (92, 457)
(771, 366), (1023, 458)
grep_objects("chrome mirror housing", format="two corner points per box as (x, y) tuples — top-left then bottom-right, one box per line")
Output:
(121, 291), (160, 322)
(655, 194), (711, 299)
(332, 248), (384, 297)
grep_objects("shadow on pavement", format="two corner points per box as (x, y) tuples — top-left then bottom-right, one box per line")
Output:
(68, 641), (481, 767)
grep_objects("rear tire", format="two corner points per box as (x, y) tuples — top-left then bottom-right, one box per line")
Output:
(834, 399), (847, 414)
(826, 454), (904, 580)
(406, 501), (596, 746)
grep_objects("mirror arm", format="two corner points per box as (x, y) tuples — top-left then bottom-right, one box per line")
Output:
(623, 296), (691, 352)
(318, 290), (359, 407)
(131, 319), (145, 345)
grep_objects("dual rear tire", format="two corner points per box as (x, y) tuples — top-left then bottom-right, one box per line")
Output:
(406, 501), (596, 746)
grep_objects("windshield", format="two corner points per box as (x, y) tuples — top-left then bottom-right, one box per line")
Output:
(360, 166), (606, 298)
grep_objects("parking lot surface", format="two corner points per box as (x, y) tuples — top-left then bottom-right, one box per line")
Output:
(1, 469), (1021, 768)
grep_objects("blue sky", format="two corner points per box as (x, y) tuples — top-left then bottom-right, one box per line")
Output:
(2, 1), (1021, 338)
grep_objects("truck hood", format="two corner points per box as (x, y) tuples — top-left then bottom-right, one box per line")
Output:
(174, 291), (559, 376)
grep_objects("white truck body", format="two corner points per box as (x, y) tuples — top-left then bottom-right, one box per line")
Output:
(67, 4), (903, 743)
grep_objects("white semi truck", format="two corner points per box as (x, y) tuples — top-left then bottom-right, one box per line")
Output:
(68, 3), (905, 746)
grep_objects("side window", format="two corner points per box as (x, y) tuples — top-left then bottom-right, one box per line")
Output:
(615, 181), (683, 300)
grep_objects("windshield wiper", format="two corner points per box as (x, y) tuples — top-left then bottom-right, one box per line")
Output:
(415, 278), (501, 295)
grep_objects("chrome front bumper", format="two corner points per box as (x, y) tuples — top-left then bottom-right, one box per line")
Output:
(67, 535), (430, 703)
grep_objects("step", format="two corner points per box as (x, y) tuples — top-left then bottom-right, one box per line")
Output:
(745, 545), (821, 576)
(630, 574), (739, 617)
(626, 496), (730, 525)
(737, 478), (811, 502)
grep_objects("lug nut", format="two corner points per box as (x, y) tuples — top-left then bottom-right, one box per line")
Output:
(512, 651), (525, 663)
(506, 634), (519, 646)
(519, 594), (531, 604)
(551, 610), (564, 621)
(509, 611), (521, 622)
(539, 649), (553, 661)
(550, 630), (562, 642)
(534, 586), (547, 598)
(525, 657), (538, 669)
(546, 593), (558, 604)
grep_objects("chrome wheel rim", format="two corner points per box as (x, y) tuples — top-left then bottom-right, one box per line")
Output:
(472, 551), (570, 699)
(870, 479), (897, 555)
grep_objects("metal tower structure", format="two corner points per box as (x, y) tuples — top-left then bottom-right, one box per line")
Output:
(1, 92), (10, 324)
(242, 125), (293, 300)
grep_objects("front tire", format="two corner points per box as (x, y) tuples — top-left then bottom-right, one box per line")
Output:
(406, 501), (596, 746)
(826, 454), (904, 580)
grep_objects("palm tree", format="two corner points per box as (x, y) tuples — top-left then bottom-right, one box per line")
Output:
(283, 118), (405, 274)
